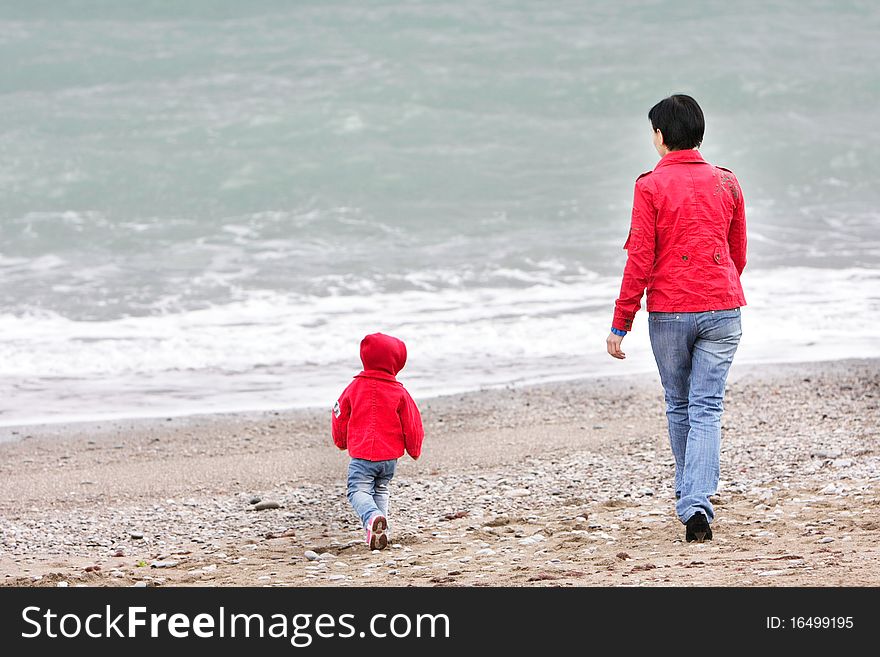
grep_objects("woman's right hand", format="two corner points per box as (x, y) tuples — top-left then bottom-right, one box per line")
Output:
(606, 332), (626, 360)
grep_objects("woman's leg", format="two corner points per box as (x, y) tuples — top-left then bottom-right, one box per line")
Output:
(678, 309), (742, 524)
(649, 312), (697, 502)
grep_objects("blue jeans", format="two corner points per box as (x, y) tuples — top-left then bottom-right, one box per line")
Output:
(346, 458), (397, 529)
(648, 308), (742, 525)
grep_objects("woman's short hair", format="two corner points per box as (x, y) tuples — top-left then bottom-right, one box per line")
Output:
(648, 94), (704, 151)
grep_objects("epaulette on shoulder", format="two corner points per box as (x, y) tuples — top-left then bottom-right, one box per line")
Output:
(636, 170), (652, 181)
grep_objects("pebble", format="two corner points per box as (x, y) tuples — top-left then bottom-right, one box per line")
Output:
(817, 537), (835, 544)
(328, 574), (346, 581)
(132, 581), (148, 588)
(248, 496), (262, 505)
(150, 560), (179, 568)
(518, 534), (546, 546)
(130, 532), (144, 540)
(509, 489), (530, 498)
(57, 581), (68, 587)
(253, 501), (281, 511)
(476, 548), (496, 556)
(304, 550), (319, 561)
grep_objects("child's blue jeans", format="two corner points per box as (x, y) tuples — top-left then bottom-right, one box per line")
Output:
(347, 458), (397, 529)
(648, 308), (742, 525)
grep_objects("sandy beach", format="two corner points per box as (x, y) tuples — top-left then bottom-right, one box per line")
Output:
(1, 358), (878, 587)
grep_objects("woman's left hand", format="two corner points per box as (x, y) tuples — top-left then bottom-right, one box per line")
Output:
(606, 332), (626, 359)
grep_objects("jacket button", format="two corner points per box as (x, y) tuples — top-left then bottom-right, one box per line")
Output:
(681, 255), (688, 261)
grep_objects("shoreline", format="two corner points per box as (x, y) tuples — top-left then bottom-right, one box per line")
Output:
(1, 357), (877, 587)
(0, 353), (874, 439)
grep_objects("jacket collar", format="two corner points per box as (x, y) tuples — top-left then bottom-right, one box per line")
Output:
(654, 149), (706, 170)
(355, 369), (400, 384)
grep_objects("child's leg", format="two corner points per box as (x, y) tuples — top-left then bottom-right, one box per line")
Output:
(372, 459), (397, 521)
(346, 458), (381, 529)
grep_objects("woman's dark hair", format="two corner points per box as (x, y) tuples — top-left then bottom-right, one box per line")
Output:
(648, 94), (704, 150)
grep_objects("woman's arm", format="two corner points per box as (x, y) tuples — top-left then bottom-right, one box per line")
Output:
(728, 179), (747, 275)
(612, 178), (657, 333)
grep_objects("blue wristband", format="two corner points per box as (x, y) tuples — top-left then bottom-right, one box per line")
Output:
(610, 327), (627, 337)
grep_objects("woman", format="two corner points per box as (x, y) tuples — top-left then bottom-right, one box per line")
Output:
(606, 94), (747, 543)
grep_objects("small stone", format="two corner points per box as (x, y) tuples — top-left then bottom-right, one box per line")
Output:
(518, 534), (546, 546)
(57, 581), (69, 587)
(638, 488), (654, 496)
(817, 537), (834, 544)
(485, 515), (510, 527)
(476, 548), (496, 556)
(257, 575), (271, 581)
(304, 551), (319, 561)
(253, 501), (281, 511)
(249, 496), (262, 505)
(592, 424), (605, 430)
(132, 581), (148, 587)
(616, 552), (631, 560)
(328, 574), (346, 581)
(130, 532), (144, 540)
(509, 489), (530, 498)
(112, 550), (125, 558)
(150, 560), (179, 568)
(819, 484), (840, 495)
(111, 570), (125, 578)
(201, 564), (217, 572)
(317, 552), (334, 560)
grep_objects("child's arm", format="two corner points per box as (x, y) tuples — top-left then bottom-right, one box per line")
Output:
(398, 390), (424, 460)
(331, 392), (351, 450)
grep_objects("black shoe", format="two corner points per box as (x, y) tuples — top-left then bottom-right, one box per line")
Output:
(685, 512), (713, 543)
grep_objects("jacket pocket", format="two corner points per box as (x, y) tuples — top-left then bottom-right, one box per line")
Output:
(712, 244), (729, 265)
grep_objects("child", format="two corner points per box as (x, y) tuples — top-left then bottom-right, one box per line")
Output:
(332, 332), (424, 550)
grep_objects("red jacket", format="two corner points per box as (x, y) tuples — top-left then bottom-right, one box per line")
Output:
(332, 333), (424, 461)
(612, 149), (747, 332)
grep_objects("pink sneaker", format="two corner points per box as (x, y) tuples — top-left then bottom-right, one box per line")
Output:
(365, 514), (388, 550)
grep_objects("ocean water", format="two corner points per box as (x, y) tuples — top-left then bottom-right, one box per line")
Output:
(1, 1), (879, 426)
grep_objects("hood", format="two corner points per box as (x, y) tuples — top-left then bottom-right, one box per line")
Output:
(359, 332), (407, 377)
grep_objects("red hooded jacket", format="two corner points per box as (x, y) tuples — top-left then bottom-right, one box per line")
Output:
(332, 333), (424, 461)
(612, 149), (747, 332)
